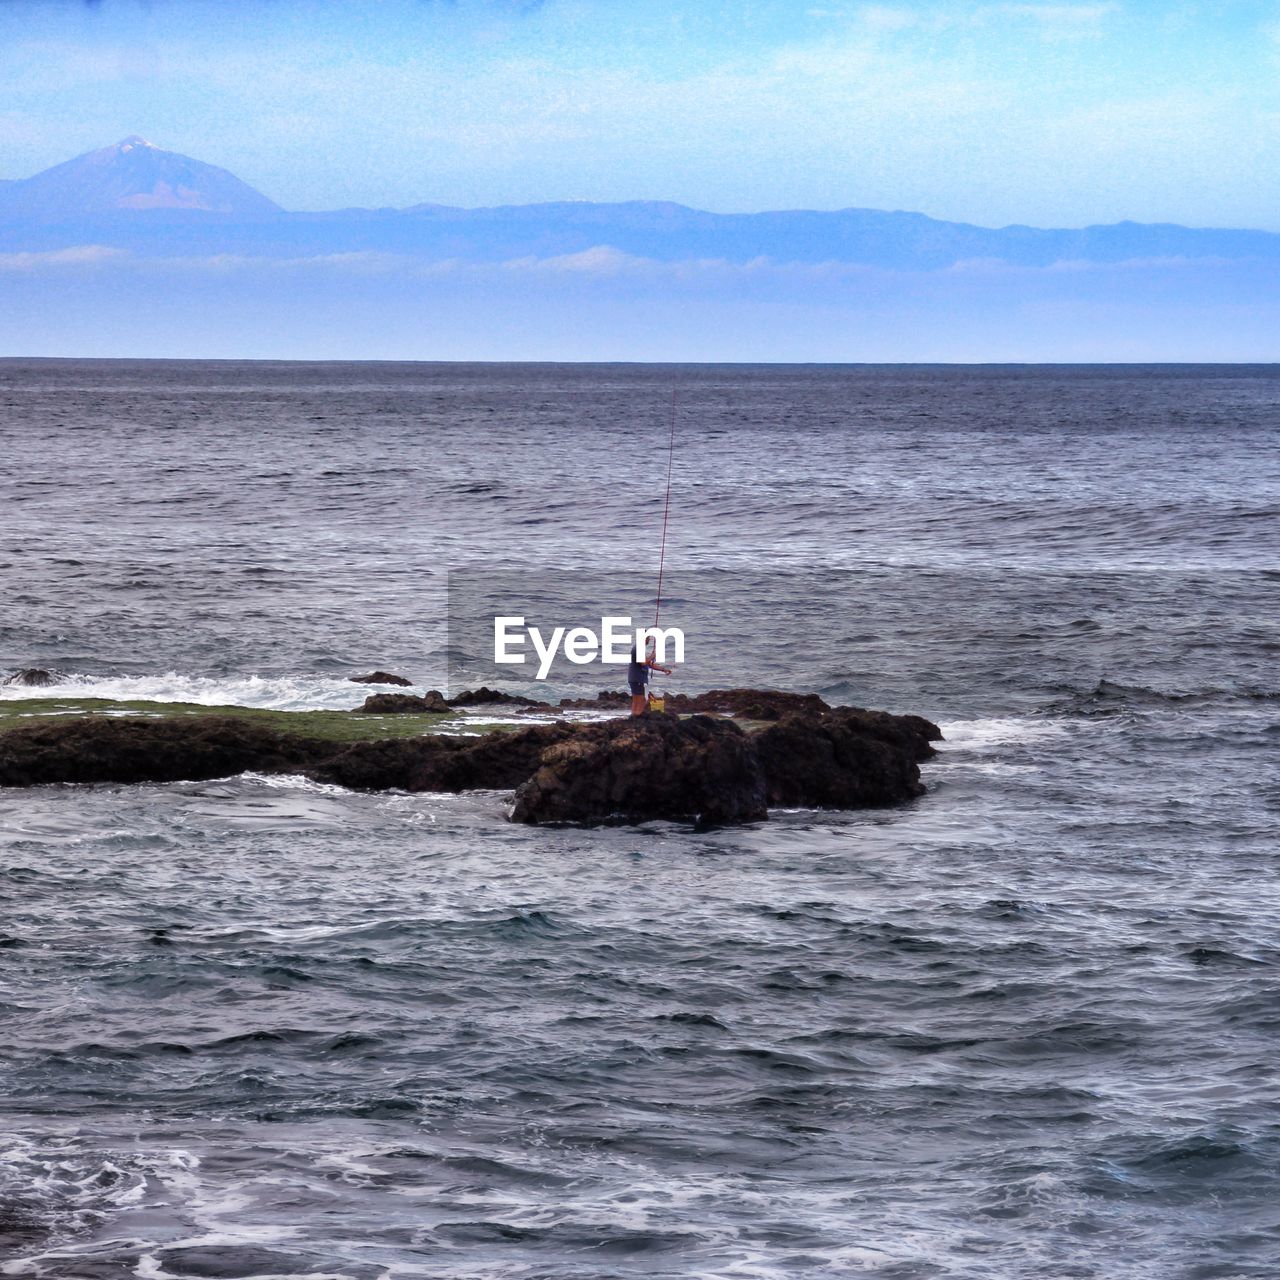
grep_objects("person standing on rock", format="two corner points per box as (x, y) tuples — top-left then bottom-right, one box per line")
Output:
(628, 637), (673, 716)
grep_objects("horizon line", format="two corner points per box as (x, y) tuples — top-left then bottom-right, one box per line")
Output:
(3, 355), (1277, 368)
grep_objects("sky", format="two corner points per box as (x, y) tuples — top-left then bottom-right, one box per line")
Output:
(2, 0), (1279, 229)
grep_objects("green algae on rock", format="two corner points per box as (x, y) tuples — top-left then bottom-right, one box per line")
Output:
(0, 697), (456, 743)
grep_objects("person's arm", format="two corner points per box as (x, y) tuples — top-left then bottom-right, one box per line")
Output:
(645, 658), (674, 675)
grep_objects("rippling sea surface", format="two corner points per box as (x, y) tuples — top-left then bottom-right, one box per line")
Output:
(0, 360), (1278, 1279)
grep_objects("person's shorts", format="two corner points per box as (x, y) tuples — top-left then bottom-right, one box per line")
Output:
(629, 680), (647, 697)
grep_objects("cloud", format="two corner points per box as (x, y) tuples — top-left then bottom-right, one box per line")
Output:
(0, 242), (1236, 288)
(992, 2), (1117, 39)
(1, 0), (1274, 230)
(3, 240), (1274, 362)
(854, 5), (920, 31)
(848, 1), (1116, 36)
(997, 3), (1116, 22)
(0, 0), (544, 5)
(0, 244), (125, 269)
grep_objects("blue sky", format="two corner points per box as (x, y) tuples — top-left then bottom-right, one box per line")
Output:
(2, 0), (1278, 228)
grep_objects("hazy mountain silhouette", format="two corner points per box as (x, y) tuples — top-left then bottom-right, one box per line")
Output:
(2, 138), (1280, 275)
(0, 137), (282, 219)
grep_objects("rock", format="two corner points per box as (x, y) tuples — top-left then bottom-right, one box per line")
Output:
(666, 688), (833, 720)
(349, 671), (414, 687)
(317, 714), (773, 828)
(0, 687), (942, 829)
(552, 688), (830, 719)
(557, 691), (631, 710)
(447, 687), (548, 709)
(0, 716), (316, 787)
(357, 691), (449, 714)
(753, 706), (940, 809)
(511, 714), (768, 827)
(4, 668), (58, 687)
(314, 723), (577, 793)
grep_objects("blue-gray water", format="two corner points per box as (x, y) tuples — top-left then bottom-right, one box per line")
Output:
(0, 360), (1278, 1278)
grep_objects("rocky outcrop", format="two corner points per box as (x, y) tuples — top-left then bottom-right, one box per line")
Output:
(665, 688), (833, 720)
(754, 707), (938, 809)
(361, 687), (553, 713)
(3, 668), (59, 687)
(553, 688), (834, 720)
(447, 687), (546, 709)
(313, 722), (577, 794)
(0, 691), (941, 828)
(510, 714), (767, 826)
(349, 671), (414, 687)
(324, 708), (936, 824)
(358, 691), (449, 714)
(557, 691), (630, 710)
(0, 716), (317, 787)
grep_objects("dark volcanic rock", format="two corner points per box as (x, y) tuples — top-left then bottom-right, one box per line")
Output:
(358, 691), (449, 714)
(511, 714), (767, 827)
(667, 688), (833, 720)
(557, 690), (631, 710)
(0, 716), (316, 787)
(553, 688), (830, 719)
(4, 668), (58, 687)
(314, 723), (576, 793)
(447, 687), (548, 709)
(754, 706), (941, 809)
(0, 687), (942, 828)
(319, 715), (774, 827)
(349, 671), (414, 687)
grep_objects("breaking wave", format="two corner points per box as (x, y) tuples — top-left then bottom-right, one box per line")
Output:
(0, 671), (422, 711)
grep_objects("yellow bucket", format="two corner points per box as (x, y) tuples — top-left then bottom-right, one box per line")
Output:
(647, 691), (666, 715)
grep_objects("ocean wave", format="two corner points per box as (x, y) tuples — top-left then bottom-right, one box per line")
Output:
(938, 717), (1069, 751)
(1041, 678), (1279, 717)
(0, 672), (423, 711)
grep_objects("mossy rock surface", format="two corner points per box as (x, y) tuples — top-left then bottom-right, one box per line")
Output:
(0, 697), (472, 743)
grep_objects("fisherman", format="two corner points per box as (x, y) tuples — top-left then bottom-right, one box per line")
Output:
(628, 636), (673, 716)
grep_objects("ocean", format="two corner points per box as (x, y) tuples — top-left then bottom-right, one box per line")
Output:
(0, 360), (1277, 1278)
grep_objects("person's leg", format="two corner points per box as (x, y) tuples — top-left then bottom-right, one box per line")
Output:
(629, 682), (646, 715)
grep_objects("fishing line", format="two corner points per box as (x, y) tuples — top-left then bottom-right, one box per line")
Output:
(653, 389), (677, 628)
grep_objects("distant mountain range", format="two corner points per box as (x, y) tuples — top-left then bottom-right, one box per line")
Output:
(4, 136), (1280, 272)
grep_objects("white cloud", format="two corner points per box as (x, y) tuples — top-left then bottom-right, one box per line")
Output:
(997, 3), (1116, 23)
(0, 244), (1232, 287)
(0, 245), (126, 270)
(990, 3), (1117, 40)
(854, 5), (920, 31)
(2, 2), (1277, 230)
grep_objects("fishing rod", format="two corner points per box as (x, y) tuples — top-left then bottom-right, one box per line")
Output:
(653, 388), (677, 629)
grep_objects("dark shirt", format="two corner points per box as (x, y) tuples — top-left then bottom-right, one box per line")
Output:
(627, 645), (647, 687)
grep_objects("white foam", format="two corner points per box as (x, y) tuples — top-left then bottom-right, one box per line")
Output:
(1, 672), (639, 720)
(939, 716), (1068, 752)
(0, 672), (423, 712)
(241, 772), (356, 797)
